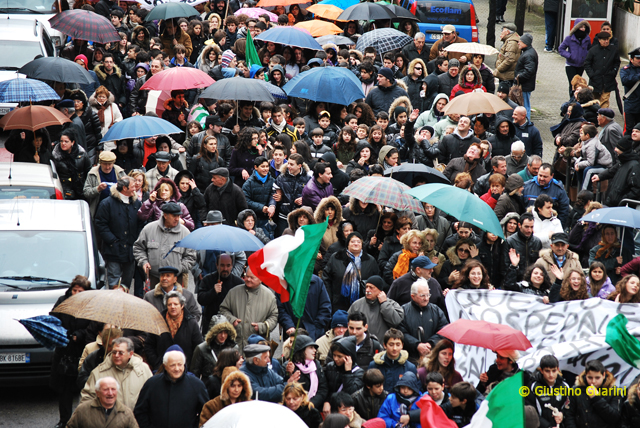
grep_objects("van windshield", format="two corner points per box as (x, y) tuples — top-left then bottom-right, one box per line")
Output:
(0, 0), (56, 14)
(0, 41), (44, 69)
(415, 1), (473, 26)
(0, 231), (88, 288)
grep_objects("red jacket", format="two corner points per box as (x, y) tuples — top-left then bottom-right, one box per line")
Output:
(480, 190), (498, 209)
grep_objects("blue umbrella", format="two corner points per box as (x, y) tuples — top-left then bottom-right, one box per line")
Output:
(17, 315), (68, 350)
(171, 225), (265, 253)
(0, 78), (60, 103)
(318, 0), (359, 9)
(255, 27), (323, 51)
(580, 206), (640, 229)
(283, 67), (365, 105)
(406, 183), (504, 239)
(258, 80), (287, 100)
(101, 115), (183, 142)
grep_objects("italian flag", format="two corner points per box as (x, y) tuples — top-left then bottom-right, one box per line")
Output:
(606, 313), (640, 368)
(248, 219), (327, 318)
(465, 372), (524, 428)
(418, 394), (458, 428)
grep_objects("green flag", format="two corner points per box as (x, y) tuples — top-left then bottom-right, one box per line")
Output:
(606, 313), (640, 368)
(467, 372), (525, 428)
(245, 31), (261, 70)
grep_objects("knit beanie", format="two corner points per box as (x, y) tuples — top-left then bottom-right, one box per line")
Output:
(520, 33), (533, 46)
(221, 50), (236, 68)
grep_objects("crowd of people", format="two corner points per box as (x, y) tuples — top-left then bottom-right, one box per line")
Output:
(8, 1), (640, 428)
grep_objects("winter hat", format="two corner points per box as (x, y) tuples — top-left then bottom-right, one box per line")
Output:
(503, 23), (517, 32)
(74, 54), (89, 70)
(292, 335), (318, 355)
(524, 405), (540, 428)
(417, 125), (435, 136)
(378, 67), (395, 83)
(134, 62), (150, 73)
(597, 108), (615, 119)
(448, 58), (460, 68)
(331, 309), (349, 329)
(221, 50), (236, 68)
(247, 334), (267, 344)
(505, 173), (524, 194)
(634, 123), (640, 131)
(365, 275), (386, 292)
(520, 33), (533, 46)
(393, 106), (407, 120)
(166, 344), (185, 355)
(497, 80), (511, 94)
(617, 136), (633, 153)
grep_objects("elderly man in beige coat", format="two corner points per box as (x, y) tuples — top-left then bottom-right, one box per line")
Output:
(495, 23), (521, 82)
(219, 266), (278, 353)
(80, 337), (152, 409)
(69, 376), (139, 428)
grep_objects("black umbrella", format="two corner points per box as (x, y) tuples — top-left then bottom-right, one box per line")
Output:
(19, 57), (94, 84)
(337, 2), (396, 21)
(200, 77), (275, 102)
(383, 4), (419, 21)
(384, 163), (450, 187)
(145, 2), (199, 22)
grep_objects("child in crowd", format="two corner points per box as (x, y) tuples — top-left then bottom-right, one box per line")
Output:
(526, 355), (569, 428)
(424, 372), (449, 406)
(352, 369), (389, 421)
(377, 372), (424, 428)
(310, 128), (332, 159)
(369, 329), (417, 393)
(441, 382), (478, 427)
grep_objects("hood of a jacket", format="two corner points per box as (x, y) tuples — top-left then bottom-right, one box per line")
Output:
(205, 320), (237, 346)
(569, 19), (591, 37)
(220, 369), (252, 403)
(94, 63), (122, 81)
(152, 176), (182, 200)
(334, 335), (358, 360)
(348, 196), (379, 217)
(393, 371), (421, 395)
(89, 92), (115, 108)
(237, 208), (258, 230)
(388, 96), (412, 122)
(457, 64), (483, 88)
(321, 152), (339, 172)
(378, 145), (396, 165)
(407, 58), (426, 77)
(373, 349), (410, 366)
(446, 245), (462, 265)
(575, 369), (615, 388)
(423, 73), (441, 98)
(494, 118), (517, 139)
(353, 141), (374, 161)
(315, 196), (343, 224)
(287, 206), (316, 230)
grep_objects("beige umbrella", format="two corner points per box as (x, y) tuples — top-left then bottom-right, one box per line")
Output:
(442, 91), (512, 116)
(52, 290), (169, 335)
(443, 42), (499, 56)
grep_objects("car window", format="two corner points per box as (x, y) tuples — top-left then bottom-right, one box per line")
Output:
(415, 1), (473, 27)
(42, 27), (54, 57)
(0, 40), (44, 68)
(0, 0), (56, 13)
(0, 186), (55, 199)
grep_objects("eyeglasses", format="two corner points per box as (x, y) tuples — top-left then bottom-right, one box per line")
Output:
(458, 248), (470, 254)
(112, 351), (128, 356)
(414, 67), (423, 70)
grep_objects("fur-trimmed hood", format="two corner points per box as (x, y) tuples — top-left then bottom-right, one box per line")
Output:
(575, 369), (615, 388)
(569, 19), (591, 37)
(151, 176), (182, 201)
(458, 64), (483, 88)
(446, 245), (463, 265)
(131, 25), (150, 47)
(220, 369), (252, 403)
(407, 58), (426, 77)
(349, 49), (363, 62)
(205, 321), (237, 346)
(388, 96), (413, 122)
(315, 195), (343, 224)
(322, 43), (339, 55)
(372, 349), (410, 366)
(163, 97), (189, 111)
(353, 141), (374, 161)
(395, 79), (408, 93)
(200, 44), (221, 65)
(348, 196), (379, 217)
(94, 63), (123, 81)
(500, 211), (520, 226)
(494, 118), (517, 139)
(581, 99), (599, 109)
(89, 92), (116, 108)
(287, 206), (316, 230)
(152, 282), (185, 297)
(629, 382), (639, 406)
(278, 162), (310, 175)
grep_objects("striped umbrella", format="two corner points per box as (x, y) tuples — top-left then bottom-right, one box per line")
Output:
(49, 10), (120, 43)
(342, 176), (424, 214)
(0, 78), (60, 103)
(356, 28), (413, 54)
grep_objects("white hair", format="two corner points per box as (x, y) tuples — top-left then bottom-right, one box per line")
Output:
(163, 350), (186, 366)
(411, 278), (431, 295)
(415, 32), (425, 41)
(95, 376), (120, 392)
(511, 141), (525, 153)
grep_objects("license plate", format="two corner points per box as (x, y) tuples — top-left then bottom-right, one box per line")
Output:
(430, 33), (442, 40)
(0, 107), (12, 115)
(0, 353), (30, 364)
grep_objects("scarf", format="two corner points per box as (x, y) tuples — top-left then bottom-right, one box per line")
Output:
(463, 155), (478, 172)
(393, 249), (418, 279)
(96, 102), (108, 124)
(166, 310), (184, 338)
(341, 250), (362, 305)
(595, 240), (620, 259)
(295, 360), (318, 398)
(254, 170), (268, 184)
(271, 118), (286, 134)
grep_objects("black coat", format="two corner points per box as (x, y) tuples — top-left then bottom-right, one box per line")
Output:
(197, 272), (245, 336)
(144, 309), (203, 371)
(342, 200), (380, 239)
(514, 46), (539, 93)
(352, 387), (389, 421)
(437, 132), (481, 164)
(286, 361), (329, 409)
(487, 119), (520, 158)
(378, 235), (403, 274)
(188, 154), (225, 192)
(502, 229), (543, 281)
(388, 273), (446, 312)
(94, 187), (143, 263)
(584, 43), (621, 93)
(477, 237), (505, 286)
(269, 169), (310, 222)
(277, 275), (332, 341)
(111, 140), (143, 173)
(563, 371), (622, 428)
(293, 405), (323, 428)
(51, 142), (92, 200)
(78, 108), (102, 162)
(200, 180), (248, 227)
(4, 129), (52, 165)
(322, 250), (379, 313)
(599, 149), (640, 207)
(399, 301), (449, 361)
(325, 361), (365, 395)
(242, 173), (275, 221)
(134, 371), (209, 428)
(621, 384), (640, 428)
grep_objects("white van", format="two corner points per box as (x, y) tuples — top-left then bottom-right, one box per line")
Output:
(0, 199), (103, 386)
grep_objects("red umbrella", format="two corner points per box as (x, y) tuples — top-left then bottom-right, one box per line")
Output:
(0, 106), (70, 132)
(49, 10), (121, 43)
(438, 319), (532, 351)
(140, 67), (215, 91)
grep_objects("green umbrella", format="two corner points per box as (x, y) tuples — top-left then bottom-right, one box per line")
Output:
(145, 3), (199, 22)
(406, 183), (504, 239)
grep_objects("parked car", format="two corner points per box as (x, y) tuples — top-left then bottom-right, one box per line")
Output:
(0, 200), (103, 386)
(413, 0), (479, 45)
(0, 162), (64, 200)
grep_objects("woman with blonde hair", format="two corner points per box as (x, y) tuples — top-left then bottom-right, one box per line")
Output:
(89, 86), (122, 146)
(419, 339), (463, 390)
(422, 228), (446, 276)
(137, 177), (194, 230)
(281, 382), (323, 428)
(128, 169), (149, 202)
(383, 229), (426, 285)
(199, 368), (252, 426)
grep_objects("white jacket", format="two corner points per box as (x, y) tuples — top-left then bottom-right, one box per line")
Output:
(532, 209), (563, 249)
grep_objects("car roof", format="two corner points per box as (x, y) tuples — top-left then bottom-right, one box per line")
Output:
(0, 162), (55, 186)
(0, 199), (88, 231)
(0, 18), (44, 41)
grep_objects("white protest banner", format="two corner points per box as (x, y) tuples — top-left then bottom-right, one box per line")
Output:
(445, 289), (640, 386)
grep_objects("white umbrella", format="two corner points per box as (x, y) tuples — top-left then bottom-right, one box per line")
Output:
(444, 42), (499, 56)
(203, 401), (308, 428)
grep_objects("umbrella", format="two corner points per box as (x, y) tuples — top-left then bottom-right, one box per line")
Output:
(173, 225), (265, 252)
(580, 206), (640, 229)
(337, 2), (396, 21)
(381, 3), (419, 20)
(0, 106), (70, 132)
(256, 27), (323, 51)
(307, 4), (344, 20)
(204, 400), (308, 428)
(315, 35), (355, 46)
(145, 2), (199, 21)
(17, 315), (68, 351)
(406, 183), (504, 238)
(384, 163), (450, 187)
(442, 91), (512, 116)
(136, 0), (207, 10)
(140, 67), (215, 91)
(318, 0), (359, 9)
(101, 115), (183, 142)
(235, 7), (278, 21)
(444, 42), (499, 56)
(283, 66), (364, 105)
(52, 290), (170, 335)
(19, 57), (95, 84)
(356, 28), (413, 54)
(257, 80), (288, 100)
(0, 78), (60, 103)
(257, 0), (304, 6)
(49, 10), (121, 43)
(438, 319), (532, 351)
(342, 176), (425, 214)
(294, 20), (343, 37)
(200, 77), (275, 102)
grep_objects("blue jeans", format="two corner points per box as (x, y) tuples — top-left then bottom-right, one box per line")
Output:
(544, 12), (557, 50)
(522, 91), (531, 121)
